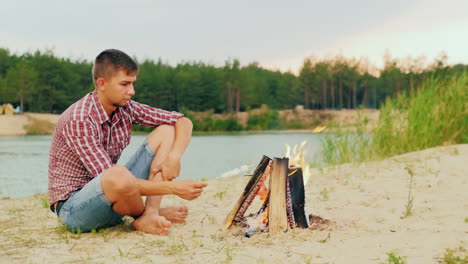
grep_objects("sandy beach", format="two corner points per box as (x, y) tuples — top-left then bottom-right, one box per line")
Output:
(0, 144), (467, 263)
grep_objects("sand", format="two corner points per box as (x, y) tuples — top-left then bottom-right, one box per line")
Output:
(0, 144), (467, 263)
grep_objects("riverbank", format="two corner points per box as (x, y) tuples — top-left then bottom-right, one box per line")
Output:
(0, 109), (378, 136)
(1, 144), (466, 263)
(0, 113), (59, 136)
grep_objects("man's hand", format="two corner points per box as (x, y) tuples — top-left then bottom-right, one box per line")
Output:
(152, 153), (181, 181)
(171, 180), (208, 200)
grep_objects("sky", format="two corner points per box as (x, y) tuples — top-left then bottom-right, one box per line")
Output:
(1, 0), (467, 74)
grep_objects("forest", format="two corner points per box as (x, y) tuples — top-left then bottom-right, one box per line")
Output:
(0, 48), (466, 114)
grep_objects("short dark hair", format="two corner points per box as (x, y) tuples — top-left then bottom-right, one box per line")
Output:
(92, 49), (138, 85)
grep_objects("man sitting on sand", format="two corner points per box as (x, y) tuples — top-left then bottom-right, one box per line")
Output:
(48, 49), (207, 235)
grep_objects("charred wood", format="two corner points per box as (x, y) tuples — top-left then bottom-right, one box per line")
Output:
(289, 167), (308, 228)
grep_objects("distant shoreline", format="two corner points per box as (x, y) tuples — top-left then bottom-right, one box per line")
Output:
(0, 109), (378, 136)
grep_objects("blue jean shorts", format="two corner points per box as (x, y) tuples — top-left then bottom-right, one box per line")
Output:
(56, 139), (155, 232)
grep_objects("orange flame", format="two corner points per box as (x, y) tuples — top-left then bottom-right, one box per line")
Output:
(257, 183), (269, 202)
(255, 161), (271, 202)
(261, 209), (268, 225)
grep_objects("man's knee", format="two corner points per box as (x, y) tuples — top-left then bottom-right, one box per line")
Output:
(151, 125), (175, 139)
(147, 125), (175, 150)
(101, 165), (139, 197)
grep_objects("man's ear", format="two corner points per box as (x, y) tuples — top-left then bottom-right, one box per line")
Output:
(96, 78), (106, 91)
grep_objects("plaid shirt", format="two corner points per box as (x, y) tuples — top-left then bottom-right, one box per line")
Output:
(48, 91), (183, 205)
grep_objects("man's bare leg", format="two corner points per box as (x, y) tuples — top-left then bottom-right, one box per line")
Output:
(131, 170), (172, 235)
(100, 165), (171, 235)
(101, 165), (145, 216)
(159, 206), (189, 223)
(146, 125), (189, 223)
(132, 125), (187, 234)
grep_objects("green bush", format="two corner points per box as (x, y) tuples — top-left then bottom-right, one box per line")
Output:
(247, 107), (279, 130)
(220, 117), (244, 131)
(131, 125), (153, 133)
(278, 119), (305, 129)
(179, 107), (243, 132)
(203, 116), (243, 132)
(179, 107), (205, 131)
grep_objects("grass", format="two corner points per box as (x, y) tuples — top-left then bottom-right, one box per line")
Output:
(380, 251), (407, 264)
(319, 188), (330, 201)
(440, 246), (468, 264)
(91, 227), (113, 242)
(55, 224), (82, 244)
(402, 166), (415, 218)
(24, 117), (55, 135)
(7, 208), (26, 223)
(39, 194), (49, 208)
(223, 244), (235, 263)
(207, 215), (217, 225)
(214, 191), (226, 199)
(208, 243), (236, 264)
(301, 255), (314, 264)
(164, 238), (187, 256)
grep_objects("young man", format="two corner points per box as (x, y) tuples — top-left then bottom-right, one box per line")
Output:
(48, 49), (207, 235)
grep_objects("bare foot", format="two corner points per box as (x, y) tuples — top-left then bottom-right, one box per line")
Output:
(132, 214), (172, 235)
(160, 206), (189, 224)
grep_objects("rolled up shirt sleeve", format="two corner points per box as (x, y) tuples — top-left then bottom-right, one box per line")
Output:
(127, 100), (184, 127)
(62, 120), (113, 177)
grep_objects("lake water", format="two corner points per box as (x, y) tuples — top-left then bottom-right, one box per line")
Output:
(0, 133), (326, 199)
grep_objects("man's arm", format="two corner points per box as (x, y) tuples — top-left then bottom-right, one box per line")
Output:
(136, 177), (207, 200)
(127, 100), (191, 180)
(62, 120), (113, 176)
(127, 100), (183, 127)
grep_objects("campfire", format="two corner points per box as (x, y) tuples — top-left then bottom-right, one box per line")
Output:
(222, 143), (329, 237)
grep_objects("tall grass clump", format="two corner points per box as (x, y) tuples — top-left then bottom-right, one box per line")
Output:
(320, 117), (372, 165)
(318, 72), (466, 166)
(372, 72), (467, 157)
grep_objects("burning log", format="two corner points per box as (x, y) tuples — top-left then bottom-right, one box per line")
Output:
(221, 156), (271, 231)
(268, 158), (289, 233)
(287, 167), (308, 228)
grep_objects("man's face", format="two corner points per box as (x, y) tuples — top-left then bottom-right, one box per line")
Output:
(102, 69), (137, 107)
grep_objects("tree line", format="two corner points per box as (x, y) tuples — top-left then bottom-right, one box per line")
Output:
(0, 48), (466, 114)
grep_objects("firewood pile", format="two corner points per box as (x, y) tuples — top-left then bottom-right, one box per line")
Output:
(222, 154), (330, 237)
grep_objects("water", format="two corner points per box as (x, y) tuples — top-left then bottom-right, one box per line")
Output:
(0, 133), (325, 199)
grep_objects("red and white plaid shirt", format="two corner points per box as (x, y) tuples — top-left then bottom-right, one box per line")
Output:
(48, 91), (183, 205)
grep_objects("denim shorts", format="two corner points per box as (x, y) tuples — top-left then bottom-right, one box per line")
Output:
(57, 139), (155, 232)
